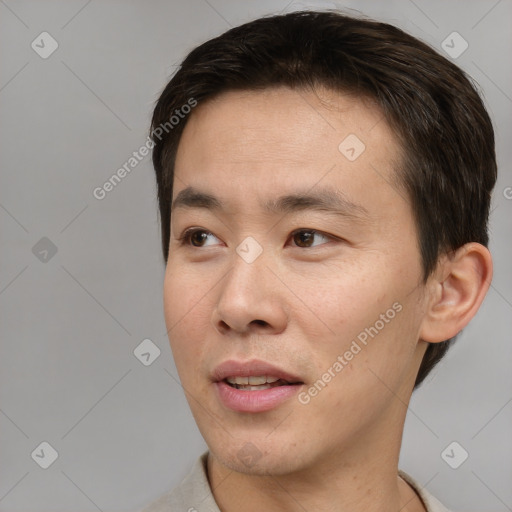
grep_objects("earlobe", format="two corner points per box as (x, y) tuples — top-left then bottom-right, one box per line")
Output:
(419, 243), (493, 343)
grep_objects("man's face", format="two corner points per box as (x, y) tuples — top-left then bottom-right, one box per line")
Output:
(164, 87), (429, 475)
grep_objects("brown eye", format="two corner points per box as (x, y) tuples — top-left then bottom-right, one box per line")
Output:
(190, 230), (209, 247)
(293, 230), (315, 247)
(291, 229), (331, 248)
(179, 229), (220, 247)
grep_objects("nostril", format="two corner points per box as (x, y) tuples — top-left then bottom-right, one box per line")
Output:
(251, 319), (268, 327)
(218, 320), (230, 331)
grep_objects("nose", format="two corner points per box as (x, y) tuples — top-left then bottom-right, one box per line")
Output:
(211, 252), (288, 336)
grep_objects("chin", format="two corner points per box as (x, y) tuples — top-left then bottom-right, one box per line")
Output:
(213, 444), (302, 476)
(204, 428), (318, 477)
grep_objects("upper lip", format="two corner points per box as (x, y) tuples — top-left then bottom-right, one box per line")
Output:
(212, 359), (304, 384)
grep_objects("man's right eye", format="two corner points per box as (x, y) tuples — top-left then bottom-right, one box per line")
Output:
(178, 228), (221, 247)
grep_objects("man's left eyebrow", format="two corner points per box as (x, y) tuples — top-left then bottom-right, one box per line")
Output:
(262, 188), (370, 220)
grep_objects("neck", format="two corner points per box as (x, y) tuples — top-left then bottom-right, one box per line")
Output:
(207, 422), (425, 512)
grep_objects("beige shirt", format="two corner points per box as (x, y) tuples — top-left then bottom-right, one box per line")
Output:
(142, 452), (451, 512)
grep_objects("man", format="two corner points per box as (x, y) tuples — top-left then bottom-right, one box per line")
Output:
(143, 10), (496, 512)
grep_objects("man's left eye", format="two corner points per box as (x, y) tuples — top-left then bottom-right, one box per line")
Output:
(290, 229), (332, 248)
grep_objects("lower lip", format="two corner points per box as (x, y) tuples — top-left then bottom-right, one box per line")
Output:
(214, 381), (302, 413)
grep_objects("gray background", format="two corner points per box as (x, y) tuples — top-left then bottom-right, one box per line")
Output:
(1, 0), (511, 511)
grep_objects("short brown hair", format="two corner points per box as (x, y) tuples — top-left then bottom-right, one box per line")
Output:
(150, 10), (497, 388)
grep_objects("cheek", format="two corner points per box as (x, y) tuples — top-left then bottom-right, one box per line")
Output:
(163, 263), (212, 379)
(163, 258), (216, 324)
(293, 257), (424, 387)
(286, 257), (391, 339)
(296, 303), (423, 440)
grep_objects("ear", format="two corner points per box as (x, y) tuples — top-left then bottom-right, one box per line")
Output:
(419, 243), (493, 343)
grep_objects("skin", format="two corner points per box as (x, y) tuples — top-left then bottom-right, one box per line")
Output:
(163, 87), (492, 512)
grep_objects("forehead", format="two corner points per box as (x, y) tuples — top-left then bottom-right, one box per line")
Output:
(173, 86), (405, 218)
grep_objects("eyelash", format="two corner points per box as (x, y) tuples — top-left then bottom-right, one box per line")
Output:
(176, 227), (335, 248)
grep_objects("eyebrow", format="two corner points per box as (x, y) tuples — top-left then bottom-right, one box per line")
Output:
(171, 186), (369, 220)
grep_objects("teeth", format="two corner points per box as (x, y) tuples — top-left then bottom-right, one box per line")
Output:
(232, 384), (273, 391)
(229, 376), (249, 385)
(226, 375), (281, 385)
(248, 376), (266, 385)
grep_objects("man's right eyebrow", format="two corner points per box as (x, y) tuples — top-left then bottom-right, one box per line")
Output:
(171, 187), (223, 212)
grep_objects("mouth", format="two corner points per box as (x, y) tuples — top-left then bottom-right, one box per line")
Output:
(224, 375), (300, 391)
(212, 360), (304, 413)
